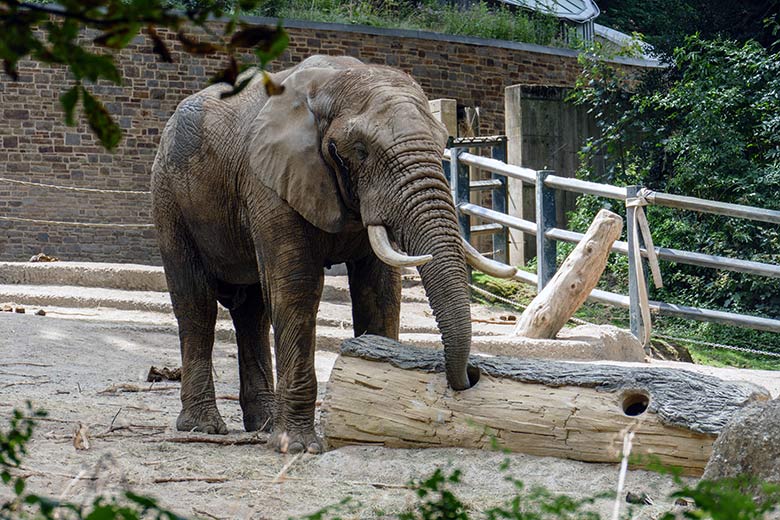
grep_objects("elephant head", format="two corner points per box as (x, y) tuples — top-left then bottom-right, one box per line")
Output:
(249, 58), (512, 390)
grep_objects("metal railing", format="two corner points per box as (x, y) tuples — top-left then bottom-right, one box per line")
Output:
(444, 138), (780, 343)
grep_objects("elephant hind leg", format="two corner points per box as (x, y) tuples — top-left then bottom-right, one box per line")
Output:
(347, 253), (402, 339)
(225, 282), (274, 432)
(155, 205), (226, 434)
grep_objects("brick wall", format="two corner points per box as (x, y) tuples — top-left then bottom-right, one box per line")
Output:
(0, 17), (651, 264)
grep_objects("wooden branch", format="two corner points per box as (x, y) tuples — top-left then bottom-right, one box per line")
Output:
(515, 209), (623, 338)
(161, 434), (268, 446)
(153, 476), (229, 484)
(322, 336), (771, 476)
(98, 383), (179, 394)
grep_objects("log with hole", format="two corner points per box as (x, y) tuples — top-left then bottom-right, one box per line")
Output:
(321, 336), (770, 476)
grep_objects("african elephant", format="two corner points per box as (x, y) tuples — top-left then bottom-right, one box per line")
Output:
(151, 55), (514, 454)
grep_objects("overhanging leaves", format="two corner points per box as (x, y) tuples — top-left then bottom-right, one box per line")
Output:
(82, 88), (121, 151)
(60, 83), (81, 126)
(177, 30), (220, 55)
(147, 24), (172, 63)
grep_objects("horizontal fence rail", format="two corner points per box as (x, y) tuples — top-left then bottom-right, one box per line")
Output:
(446, 139), (780, 342)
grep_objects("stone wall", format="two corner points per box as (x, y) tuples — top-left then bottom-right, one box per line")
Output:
(0, 17), (653, 264)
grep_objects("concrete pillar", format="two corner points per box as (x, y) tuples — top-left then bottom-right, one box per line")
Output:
(504, 84), (603, 266)
(428, 99), (457, 137)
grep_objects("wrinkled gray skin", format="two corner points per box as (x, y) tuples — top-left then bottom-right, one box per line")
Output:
(151, 55), (475, 454)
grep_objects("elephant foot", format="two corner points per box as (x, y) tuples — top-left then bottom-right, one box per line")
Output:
(176, 405), (228, 434)
(240, 393), (275, 432)
(270, 428), (321, 454)
(242, 408), (274, 433)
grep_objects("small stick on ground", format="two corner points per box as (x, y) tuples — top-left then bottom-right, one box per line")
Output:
(142, 455), (188, 466)
(193, 509), (227, 520)
(470, 318), (517, 325)
(2, 379), (50, 388)
(0, 370), (50, 378)
(15, 466), (98, 481)
(161, 434), (268, 446)
(0, 362), (53, 367)
(154, 476), (229, 484)
(344, 480), (411, 490)
(98, 383), (179, 394)
(273, 453), (303, 483)
(216, 395), (239, 401)
(58, 469), (88, 501)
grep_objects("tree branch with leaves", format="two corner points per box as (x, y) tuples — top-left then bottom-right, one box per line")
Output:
(0, 0), (288, 149)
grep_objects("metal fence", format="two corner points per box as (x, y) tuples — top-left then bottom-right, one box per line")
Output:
(444, 136), (780, 344)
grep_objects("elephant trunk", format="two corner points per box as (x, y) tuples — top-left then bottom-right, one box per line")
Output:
(381, 167), (475, 390)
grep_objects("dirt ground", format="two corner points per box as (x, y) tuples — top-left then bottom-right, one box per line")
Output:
(1, 309), (777, 519)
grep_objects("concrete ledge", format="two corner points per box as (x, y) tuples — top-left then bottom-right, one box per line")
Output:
(0, 261), (168, 292)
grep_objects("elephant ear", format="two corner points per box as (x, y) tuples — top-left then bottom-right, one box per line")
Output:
(249, 67), (345, 233)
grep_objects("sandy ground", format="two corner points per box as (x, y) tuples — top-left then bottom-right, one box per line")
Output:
(0, 309), (777, 519)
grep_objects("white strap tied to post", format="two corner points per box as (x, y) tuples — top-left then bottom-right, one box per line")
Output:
(625, 188), (663, 346)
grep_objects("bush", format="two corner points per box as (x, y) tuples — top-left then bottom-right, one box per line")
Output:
(266, 0), (562, 47)
(4, 406), (780, 519)
(567, 35), (780, 353)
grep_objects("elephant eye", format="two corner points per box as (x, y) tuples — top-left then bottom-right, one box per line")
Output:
(354, 141), (368, 162)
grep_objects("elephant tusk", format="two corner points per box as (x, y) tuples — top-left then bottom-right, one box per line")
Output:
(462, 238), (517, 278)
(367, 225), (433, 267)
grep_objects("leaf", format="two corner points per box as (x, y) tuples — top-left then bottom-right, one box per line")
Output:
(3, 58), (18, 81)
(81, 89), (122, 151)
(147, 25), (172, 63)
(229, 25), (281, 49)
(72, 422), (91, 450)
(262, 70), (285, 96)
(220, 75), (253, 99)
(70, 50), (121, 85)
(60, 83), (80, 126)
(14, 477), (25, 496)
(93, 24), (140, 50)
(254, 26), (288, 68)
(176, 30), (219, 55)
(211, 56), (238, 86)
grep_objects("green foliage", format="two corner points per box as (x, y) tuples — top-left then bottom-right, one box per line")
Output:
(567, 34), (780, 352)
(596, 0), (779, 58)
(269, 0), (561, 47)
(0, 0), (288, 149)
(4, 407), (780, 519)
(659, 477), (780, 520)
(0, 404), (189, 520)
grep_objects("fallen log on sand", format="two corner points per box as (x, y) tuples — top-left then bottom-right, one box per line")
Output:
(322, 336), (770, 475)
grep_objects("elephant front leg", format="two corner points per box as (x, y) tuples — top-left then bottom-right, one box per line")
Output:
(268, 271), (324, 454)
(347, 253), (402, 339)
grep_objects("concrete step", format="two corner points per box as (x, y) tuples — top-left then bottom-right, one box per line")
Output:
(0, 261), (168, 292)
(0, 261), (424, 299)
(0, 292), (513, 340)
(0, 276), (431, 320)
(0, 306), (643, 362)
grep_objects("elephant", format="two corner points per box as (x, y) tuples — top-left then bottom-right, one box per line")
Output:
(151, 54), (515, 454)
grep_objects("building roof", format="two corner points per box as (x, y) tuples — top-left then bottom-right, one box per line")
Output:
(500, 0), (600, 23)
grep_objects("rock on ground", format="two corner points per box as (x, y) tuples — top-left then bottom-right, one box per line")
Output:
(704, 398), (780, 491)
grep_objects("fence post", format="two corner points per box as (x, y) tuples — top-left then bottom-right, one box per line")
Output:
(443, 137), (454, 185)
(450, 147), (471, 239)
(535, 170), (557, 291)
(451, 147), (472, 282)
(626, 184), (646, 344)
(491, 137), (509, 265)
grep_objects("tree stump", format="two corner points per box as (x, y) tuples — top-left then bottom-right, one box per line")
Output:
(515, 209), (623, 338)
(322, 336), (770, 475)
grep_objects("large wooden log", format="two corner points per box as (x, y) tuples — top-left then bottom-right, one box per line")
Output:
(515, 209), (623, 338)
(322, 336), (770, 476)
